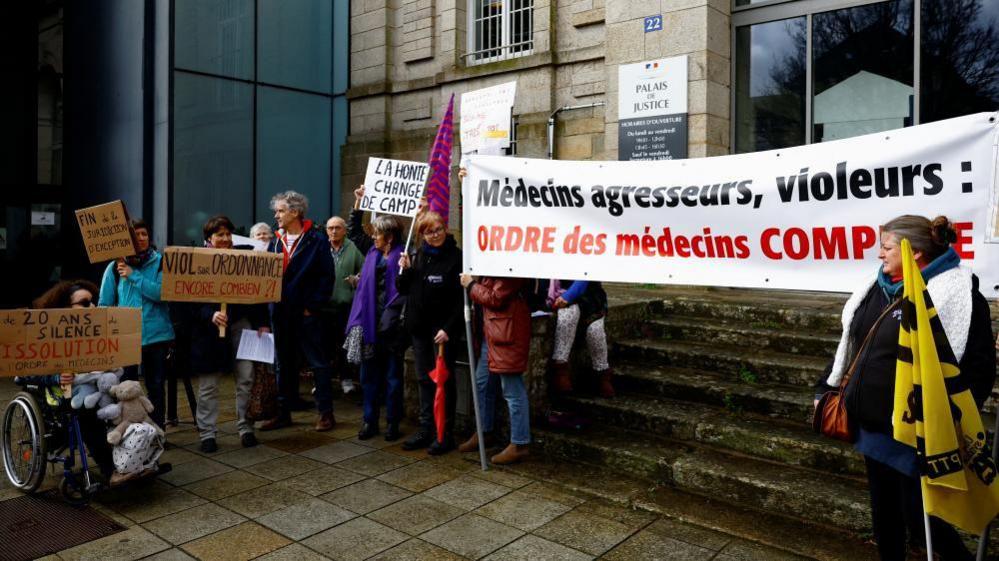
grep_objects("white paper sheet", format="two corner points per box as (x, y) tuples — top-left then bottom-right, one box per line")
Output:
(236, 329), (275, 364)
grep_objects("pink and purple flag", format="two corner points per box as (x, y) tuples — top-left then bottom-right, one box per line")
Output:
(426, 94), (455, 219)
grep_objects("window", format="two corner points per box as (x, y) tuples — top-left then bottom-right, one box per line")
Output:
(734, 17), (807, 152)
(734, 0), (999, 153)
(467, 0), (533, 64)
(172, 0), (349, 244)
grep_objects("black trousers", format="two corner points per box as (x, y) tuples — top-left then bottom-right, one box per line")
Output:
(411, 334), (457, 440)
(865, 456), (973, 561)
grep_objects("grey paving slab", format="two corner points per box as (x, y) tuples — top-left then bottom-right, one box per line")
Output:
(467, 468), (533, 489)
(141, 503), (246, 545)
(368, 495), (465, 536)
(302, 517), (409, 561)
(366, 538), (466, 561)
(602, 529), (717, 561)
(300, 441), (373, 464)
(243, 454), (325, 481)
(101, 486), (208, 524)
(278, 465), (366, 496)
(256, 498), (358, 540)
(180, 521), (291, 561)
(423, 475), (513, 511)
(181, 470), (270, 501)
(646, 517), (732, 552)
(334, 450), (417, 476)
(474, 490), (574, 532)
(253, 543), (332, 561)
(517, 481), (588, 507)
(376, 461), (466, 492)
(137, 548), (198, 561)
(718, 539), (813, 561)
(534, 510), (635, 556)
(419, 513), (524, 559)
(216, 483), (313, 518)
(212, 444), (288, 468)
(58, 526), (170, 561)
(320, 478), (413, 514)
(483, 535), (594, 561)
(574, 499), (657, 530)
(157, 457), (234, 486)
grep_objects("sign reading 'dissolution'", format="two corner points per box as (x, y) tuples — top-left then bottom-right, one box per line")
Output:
(361, 157), (430, 217)
(618, 55), (688, 161)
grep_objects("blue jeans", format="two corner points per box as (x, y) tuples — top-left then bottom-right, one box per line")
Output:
(360, 352), (403, 426)
(274, 312), (334, 416)
(472, 345), (531, 445)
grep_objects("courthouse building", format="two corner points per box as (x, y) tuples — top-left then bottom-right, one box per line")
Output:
(1, 0), (996, 306)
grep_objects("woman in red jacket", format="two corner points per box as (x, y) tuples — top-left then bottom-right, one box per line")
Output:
(459, 273), (532, 464)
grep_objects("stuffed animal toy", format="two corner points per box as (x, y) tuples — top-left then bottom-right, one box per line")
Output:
(69, 372), (103, 410)
(106, 380), (162, 445)
(69, 368), (124, 410)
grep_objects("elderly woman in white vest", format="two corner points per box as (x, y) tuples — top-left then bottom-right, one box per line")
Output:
(814, 215), (995, 561)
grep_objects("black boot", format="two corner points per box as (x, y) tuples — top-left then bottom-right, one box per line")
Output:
(402, 428), (434, 451)
(427, 434), (455, 456)
(384, 423), (401, 442)
(357, 423), (379, 440)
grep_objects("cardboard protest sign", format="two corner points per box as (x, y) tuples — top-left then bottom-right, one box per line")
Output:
(0, 308), (141, 377)
(160, 247), (283, 304)
(75, 200), (138, 263)
(361, 157), (430, 217)
(460, 81), (516, 155)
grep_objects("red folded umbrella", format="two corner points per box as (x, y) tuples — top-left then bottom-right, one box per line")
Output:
(428, 343), (450, 443)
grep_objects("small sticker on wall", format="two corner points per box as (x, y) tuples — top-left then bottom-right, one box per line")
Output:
(31, 211), (56, 226)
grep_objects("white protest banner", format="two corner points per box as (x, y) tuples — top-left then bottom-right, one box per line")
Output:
(361, 157), (430, 217)
(460, 81), (516, 154)
(463, 112), (999, 296)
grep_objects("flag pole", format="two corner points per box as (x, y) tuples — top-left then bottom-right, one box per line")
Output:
(924, 510), (934, 561)
(975, 410), (999, 560)
(463, 288), (489, 471)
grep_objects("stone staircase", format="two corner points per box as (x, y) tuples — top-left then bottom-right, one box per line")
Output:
(531, 286), (998, 558)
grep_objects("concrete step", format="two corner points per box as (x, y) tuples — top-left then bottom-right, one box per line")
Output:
(642, 316), (841, 358)
(561, 392), (865, 475)
(613, 338), (828, 387)
(659, 293), (844, 333)
(534, 423), (872, 532)
(613, 362), (815, 423)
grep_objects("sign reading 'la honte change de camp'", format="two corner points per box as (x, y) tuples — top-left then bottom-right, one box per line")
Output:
(361, 157), (431, 217)
(160, 247), (283, 304)
(0, 308), (142, 376)
(618, 55), (688, 161)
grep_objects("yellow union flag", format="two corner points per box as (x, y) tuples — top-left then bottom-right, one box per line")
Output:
(893, 238), (999, 535)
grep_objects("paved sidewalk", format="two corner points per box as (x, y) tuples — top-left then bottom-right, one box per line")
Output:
(3, 377), (809, 561)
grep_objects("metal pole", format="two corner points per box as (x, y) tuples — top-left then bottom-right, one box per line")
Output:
(463, 289), (489, 471)
(924, 510), (933, 561)
(975, 410), (999, 560)
(547, 102), (606, 160)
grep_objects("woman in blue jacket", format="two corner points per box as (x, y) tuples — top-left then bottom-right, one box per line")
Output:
(98, 219), (174, 427)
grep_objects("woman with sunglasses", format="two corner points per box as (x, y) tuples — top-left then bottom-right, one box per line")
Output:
(396, 211), (463, 454)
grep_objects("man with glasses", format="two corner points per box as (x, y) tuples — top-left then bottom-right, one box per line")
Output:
(324, 216), (364, 396)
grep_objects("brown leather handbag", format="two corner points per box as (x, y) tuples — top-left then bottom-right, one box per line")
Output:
(812, 300), (899, 442)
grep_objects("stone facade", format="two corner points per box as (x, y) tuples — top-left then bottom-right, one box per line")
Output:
(343, 0), (732, 211)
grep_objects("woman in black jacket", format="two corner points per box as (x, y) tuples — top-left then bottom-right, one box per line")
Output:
(188, 216), (270, 453)
(396, 211), (463, 454)
(815, 215), (995, 561)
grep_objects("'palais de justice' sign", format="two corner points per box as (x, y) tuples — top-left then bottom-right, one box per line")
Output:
(617, 55), (688, 161)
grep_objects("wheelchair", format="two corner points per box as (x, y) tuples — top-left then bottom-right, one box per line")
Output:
(2, 377), (105, 505)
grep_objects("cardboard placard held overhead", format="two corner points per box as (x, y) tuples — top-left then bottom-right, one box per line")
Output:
(0, 308), (142, 377)
(160, 246), (283, 304)
(75, 200), (139, 263)
(360, 157), (431, 217)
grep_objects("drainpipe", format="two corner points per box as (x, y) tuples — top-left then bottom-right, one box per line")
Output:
(547, 101), (606, 160)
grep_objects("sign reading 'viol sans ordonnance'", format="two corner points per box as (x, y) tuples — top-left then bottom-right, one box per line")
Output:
(618, 55), (688, 161)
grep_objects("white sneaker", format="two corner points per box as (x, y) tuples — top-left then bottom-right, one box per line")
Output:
(341, 379), (356, 394)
